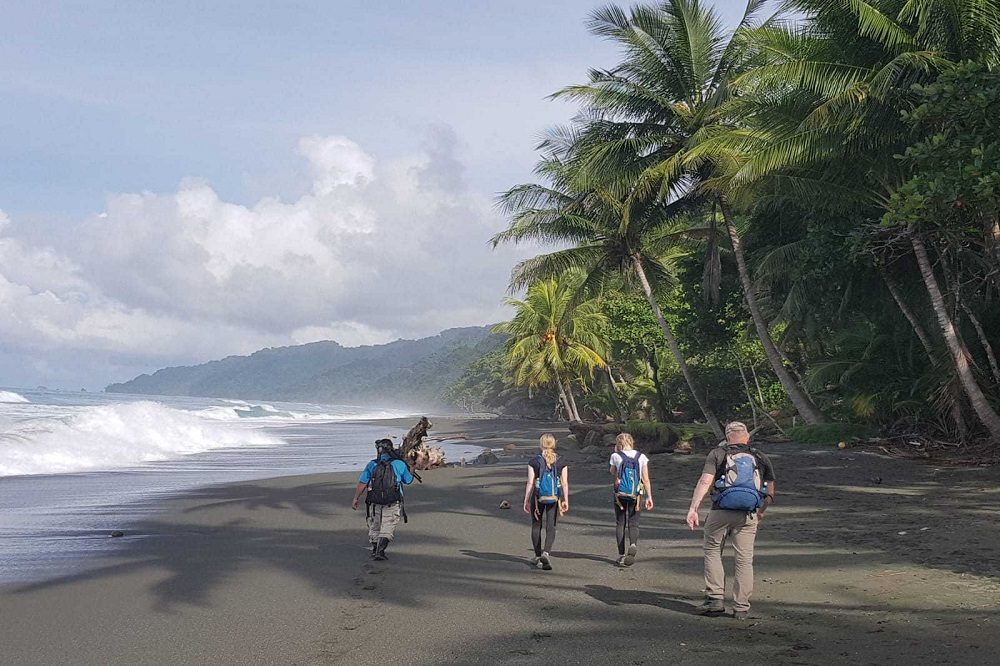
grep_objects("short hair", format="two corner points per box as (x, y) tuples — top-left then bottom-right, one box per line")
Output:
(725, 421), (748, 434)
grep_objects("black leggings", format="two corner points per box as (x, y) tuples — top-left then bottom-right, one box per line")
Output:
(531, 501), (558, 556)
(615, 498), (640, 555)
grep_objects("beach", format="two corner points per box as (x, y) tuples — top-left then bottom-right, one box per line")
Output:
(2, 416), (999, 665)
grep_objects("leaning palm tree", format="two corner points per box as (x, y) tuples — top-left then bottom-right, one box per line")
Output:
(714, 0), (1000, 438)
(493, 269), (609, 422)
(493, 150), (725, 438)
(555, 0), (830, 425)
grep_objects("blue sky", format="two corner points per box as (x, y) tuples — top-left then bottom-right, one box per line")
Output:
(0, 1), (768, 389)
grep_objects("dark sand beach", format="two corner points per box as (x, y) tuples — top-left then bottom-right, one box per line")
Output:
(3, 416), (999, 665)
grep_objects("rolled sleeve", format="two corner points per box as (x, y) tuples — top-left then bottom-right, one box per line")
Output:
(393, 460), (414, 485)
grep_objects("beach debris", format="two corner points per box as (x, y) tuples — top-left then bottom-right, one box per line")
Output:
(110, 530), (125, 538)
(400, 417), (446, 470)
(476, 450), (499, 465)
(499, 500), (511, 510)
(897, 531), (908, 536)
(870, 476), (883, 485)
(673, 441), (693, 455)
(503, 442), (517, 451)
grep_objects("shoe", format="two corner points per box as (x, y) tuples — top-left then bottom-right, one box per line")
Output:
(734, 610), (750, 621)
(624, 543), (637, 566)
(540, 552), (552, 570)
(371, 542), (378, 556)
(698, 599), (725, 615)
(615, 555), (627, 567)
(373, 537), (390, 561)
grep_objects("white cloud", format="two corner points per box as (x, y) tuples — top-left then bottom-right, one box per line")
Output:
(0, 131), (540, 388)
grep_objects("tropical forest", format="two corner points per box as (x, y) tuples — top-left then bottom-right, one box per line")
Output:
(447, 0), (1000, 455)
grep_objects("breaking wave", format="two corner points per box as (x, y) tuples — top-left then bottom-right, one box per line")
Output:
(0, 401), (283, 477)
(0, 391), (29, 403)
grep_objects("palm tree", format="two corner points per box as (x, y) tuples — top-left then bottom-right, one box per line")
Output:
(554, 0), (830, 424)
(492, 151), (725, 438)
(716, 0), (1000, 438)
(493, 269), (609, 422)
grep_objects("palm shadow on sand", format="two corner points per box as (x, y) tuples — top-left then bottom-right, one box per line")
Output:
(584, 584), (702, 614)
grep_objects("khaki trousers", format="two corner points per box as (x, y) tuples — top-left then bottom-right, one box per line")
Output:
(367, 502), (401, 543)
(703, 509), (759, 612)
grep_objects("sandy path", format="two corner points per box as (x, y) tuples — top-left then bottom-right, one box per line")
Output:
(2, 418), (998, 665)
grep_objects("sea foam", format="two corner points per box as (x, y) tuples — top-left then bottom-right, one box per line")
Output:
(0, 391), (30, 403)
(0, 401), (283, 477)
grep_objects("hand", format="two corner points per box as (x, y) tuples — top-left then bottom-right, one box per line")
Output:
(352, 497), (359, 510)
(559, 500), (569, 515)
(644, 497), (654, 511)
(685, 508), (700, 530)
(523, 501), (531, 514)
(756, 508), (765, 522)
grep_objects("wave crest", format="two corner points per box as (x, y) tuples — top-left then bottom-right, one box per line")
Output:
(0, 401), (283, 477)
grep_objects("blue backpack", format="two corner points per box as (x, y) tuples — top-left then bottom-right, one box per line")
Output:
(615, 452), (642, 500)
(535, 455), (561, 504)
(713, 446), (764, 512)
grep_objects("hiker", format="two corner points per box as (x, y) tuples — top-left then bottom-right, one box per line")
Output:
(351, 438), (415, 560)
(685, 421), (775, 619)
(609, 433), (654, 567)
(522, 433), (569, 570)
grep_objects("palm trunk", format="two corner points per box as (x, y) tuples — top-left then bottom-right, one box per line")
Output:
(565, 381), (581, 422)
(606, 366), (628, 422)
(631, 253), (724, 439)
(959, 301), (1000, 386)
(719, 198), (827, 424)
(882, 270), (935, 355)
(882, 268), (967, 441)
(555, 380), (574, 422)
(646, 353), (672, 423)
(911, 234), (1000, 441)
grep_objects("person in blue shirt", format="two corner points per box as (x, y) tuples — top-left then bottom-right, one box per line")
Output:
(351, 438), (415, 560)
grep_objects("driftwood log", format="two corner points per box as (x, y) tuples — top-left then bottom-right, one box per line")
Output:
(400, 416), (445, 470)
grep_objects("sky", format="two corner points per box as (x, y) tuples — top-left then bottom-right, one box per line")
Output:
(1, 1), (761, 390)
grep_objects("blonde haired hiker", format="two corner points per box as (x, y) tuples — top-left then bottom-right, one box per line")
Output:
(523, 433), (569, 570)
(685, 421), (776, 620)
(609, 432), (654, 566)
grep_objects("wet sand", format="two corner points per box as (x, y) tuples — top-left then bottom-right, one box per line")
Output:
(2, 417), (999, 665)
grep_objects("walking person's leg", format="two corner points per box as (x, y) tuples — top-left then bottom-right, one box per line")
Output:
(614, 501), (627, 561)
(373, 502), (400, 560)
(537, 503), (557, 570)
(730, 513), (759, 616)
(701, 510), (731, 613)
(531, 503), (544, 559)
(367, 505), (382, 554)
(624, 500), (639, 565)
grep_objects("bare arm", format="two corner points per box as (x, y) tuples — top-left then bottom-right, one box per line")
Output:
(758, 481), (776, 519)
(641, 462), (654, 510)
(351, 482), (367, 510)
(685, 473), (715, 529)
(522, 466), (536, 514)
(559, 466), (570, 514)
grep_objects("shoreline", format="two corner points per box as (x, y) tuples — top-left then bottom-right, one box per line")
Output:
(3, 417), (999, 664)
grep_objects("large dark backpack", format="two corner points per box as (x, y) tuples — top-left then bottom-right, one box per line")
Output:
(366, 459), (402, 507)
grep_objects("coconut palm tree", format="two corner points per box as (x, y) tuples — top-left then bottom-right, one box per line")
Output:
(493, 269), (609, 422)
(714, 0), (1000, 438)
(554, 0), (830, 424)
(492, 150), (726, 438)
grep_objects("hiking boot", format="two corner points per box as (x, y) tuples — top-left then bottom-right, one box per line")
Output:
(615, 555), (627, 567)
(733, 610), (750, 621)
(373, 538), (390, 561)
(624, 543), (638, 566)
(698, 599), (725, 615)
(539, 552), (553, 571)
(370, 542), (378, 556)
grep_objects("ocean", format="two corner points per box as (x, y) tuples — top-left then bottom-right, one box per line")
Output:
(0, 388), (485, 583)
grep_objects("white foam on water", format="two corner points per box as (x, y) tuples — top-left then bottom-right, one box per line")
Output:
(0, 401), (284, 477)
(199, 401), (413, 423)
(0, 391), (30, 403)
